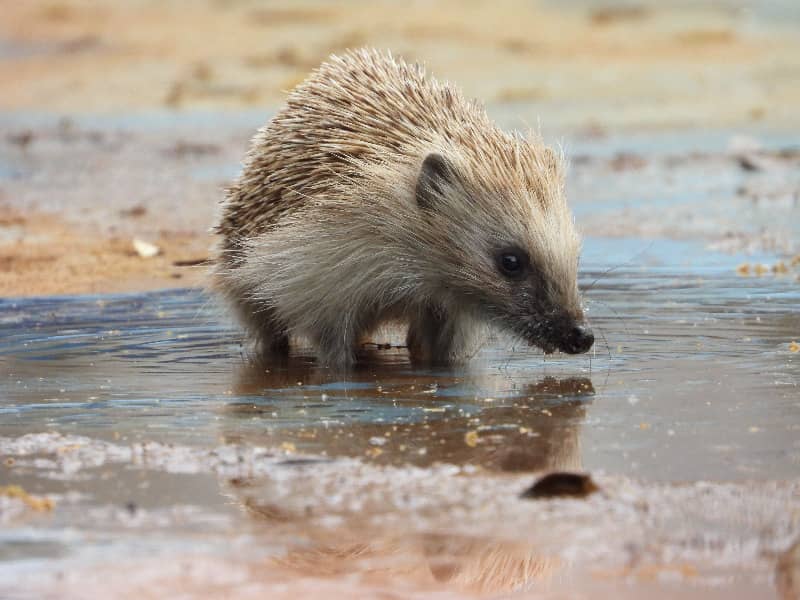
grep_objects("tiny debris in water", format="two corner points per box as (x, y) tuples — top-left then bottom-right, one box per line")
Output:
(773, 261), (789, 275)
(520, 472), (599, 499)
(0, 485), (55, 511)
(736, 261), (792, 277)
(464, 430), (479, 447)
(736, 153), (768, 172)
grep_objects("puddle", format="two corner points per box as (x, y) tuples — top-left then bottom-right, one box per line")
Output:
(2, 237), (797, 480)
(1, 236), (798, 597)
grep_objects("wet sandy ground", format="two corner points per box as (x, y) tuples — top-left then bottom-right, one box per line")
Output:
(3, 0), (800, 126)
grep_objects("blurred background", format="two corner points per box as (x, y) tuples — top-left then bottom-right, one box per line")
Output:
(1, 0), (799, 296)
(5, 0), (799, 126)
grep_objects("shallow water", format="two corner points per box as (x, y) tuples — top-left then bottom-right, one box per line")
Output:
(2, 237), (797, 479)
(1, 235), (799, 597)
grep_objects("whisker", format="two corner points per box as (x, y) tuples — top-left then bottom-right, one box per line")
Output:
(586, 297), (632, 339)
(593, 322), (614, 394)
(582, 240), (656, 292)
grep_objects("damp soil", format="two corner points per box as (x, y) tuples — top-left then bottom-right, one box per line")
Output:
(1, 232), (798, 598)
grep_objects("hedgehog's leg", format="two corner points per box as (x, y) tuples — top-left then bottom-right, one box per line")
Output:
(254, 306), (291, 356)
(313, 323), (358, 370)
(235, 299), (290, 358)
(213, 251), (291, 358)
(308, 306), (370, 370)
(406, 305), (477, 365)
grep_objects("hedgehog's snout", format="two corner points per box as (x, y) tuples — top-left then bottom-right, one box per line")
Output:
(523, 314), (594, 355)
(560, 323), (594, 354)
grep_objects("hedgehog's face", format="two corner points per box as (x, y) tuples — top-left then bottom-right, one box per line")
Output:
(487, 243), (593, 355)
(416, 151), (593, 355)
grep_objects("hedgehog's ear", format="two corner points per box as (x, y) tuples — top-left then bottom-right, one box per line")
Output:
(416, 153), (456, 210)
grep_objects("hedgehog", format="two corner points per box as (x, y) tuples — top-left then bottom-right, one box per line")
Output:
(213, 48), (594, 369)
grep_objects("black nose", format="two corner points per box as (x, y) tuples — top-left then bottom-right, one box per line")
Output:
(563, 324), (594, 354)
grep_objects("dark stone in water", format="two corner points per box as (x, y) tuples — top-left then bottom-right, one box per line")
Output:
(520, 472), (599, 499)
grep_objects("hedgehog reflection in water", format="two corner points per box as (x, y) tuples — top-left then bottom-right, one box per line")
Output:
(223, 366), (594, 594)
(228, 358), (593, 473)
(213, 48), (593, 368)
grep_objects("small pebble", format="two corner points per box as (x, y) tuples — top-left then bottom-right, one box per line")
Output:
(464, 430), (479, 447)
(132, 238), (161, 258)
(520, 472), (600, 499)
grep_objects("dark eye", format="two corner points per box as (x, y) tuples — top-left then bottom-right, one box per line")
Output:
(496, 249), (527, 279)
